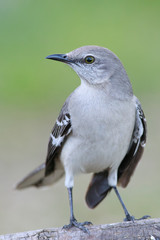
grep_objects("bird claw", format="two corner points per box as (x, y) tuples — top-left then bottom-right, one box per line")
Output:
(124, 214), (135, 222)
(80, 221), (93, 226)
(63, 218), (92, 233)
(124, 214), (151, 222)
(136, 215), (151, 220)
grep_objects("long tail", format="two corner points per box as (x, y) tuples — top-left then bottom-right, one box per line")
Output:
(16, 163), (64, 189)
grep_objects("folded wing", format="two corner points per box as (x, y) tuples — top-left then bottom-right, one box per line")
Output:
(118, 98), (147, 187)
(16, 101), (72, 189)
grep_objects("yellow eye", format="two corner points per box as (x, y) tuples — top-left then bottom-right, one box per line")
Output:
(84, 56), (95, 64)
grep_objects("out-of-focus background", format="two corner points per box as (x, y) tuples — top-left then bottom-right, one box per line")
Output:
(0, 0), (160, 235)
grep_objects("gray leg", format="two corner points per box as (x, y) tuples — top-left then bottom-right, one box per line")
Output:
(63, 187), (92, 233)
(113, 186), (150, 221)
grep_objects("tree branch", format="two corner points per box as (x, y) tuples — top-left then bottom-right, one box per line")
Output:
(1, 218), (160, 240)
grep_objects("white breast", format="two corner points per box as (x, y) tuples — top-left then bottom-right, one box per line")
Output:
(60, 83), (135, 188)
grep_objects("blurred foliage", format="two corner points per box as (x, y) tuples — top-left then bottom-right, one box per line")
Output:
(0, 0), (160, 110)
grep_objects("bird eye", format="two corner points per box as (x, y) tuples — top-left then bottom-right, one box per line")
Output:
(84, 56), (95, 64)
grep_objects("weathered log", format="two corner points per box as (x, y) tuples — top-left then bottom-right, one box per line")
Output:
(1, 218), (160, 240)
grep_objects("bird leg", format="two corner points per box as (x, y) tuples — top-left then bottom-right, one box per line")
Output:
(63, 187), (92, 233)
(113, 186), (134, 221)
(113, 186), (150, 221)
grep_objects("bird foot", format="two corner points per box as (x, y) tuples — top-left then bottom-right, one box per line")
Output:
(124, 214), (151, 222)
(63, 218), (92, 233)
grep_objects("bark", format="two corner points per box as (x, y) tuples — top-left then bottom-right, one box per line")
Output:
(1, 218), (160, 240)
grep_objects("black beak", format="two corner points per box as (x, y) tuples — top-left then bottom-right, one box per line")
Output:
(45, 54), (71, 63)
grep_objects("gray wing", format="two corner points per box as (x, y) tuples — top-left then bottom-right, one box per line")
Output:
(45, 100), (72, 176)
(118, 97), (147, 187)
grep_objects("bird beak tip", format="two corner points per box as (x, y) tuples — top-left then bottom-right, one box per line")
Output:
(45, 54), (68, 62)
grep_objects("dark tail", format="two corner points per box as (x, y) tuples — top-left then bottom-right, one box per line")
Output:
(85, 169), (112, 209)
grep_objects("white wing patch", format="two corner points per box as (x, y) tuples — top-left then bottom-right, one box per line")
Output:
(50, 114), (71, 147)
(50, 133), (64, 147)
(56, 115), (70, 127)
(132, 119), (143, 144)
(127, 98), (147, 158)
(56, 120), (63, 127)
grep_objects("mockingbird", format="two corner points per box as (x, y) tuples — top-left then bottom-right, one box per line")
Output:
(16, 45), (149, 232)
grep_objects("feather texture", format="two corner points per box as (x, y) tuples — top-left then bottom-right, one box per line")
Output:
(16, 100), (72, 189)
(45, 102), (72, 176)
(118, 98), (147, 187)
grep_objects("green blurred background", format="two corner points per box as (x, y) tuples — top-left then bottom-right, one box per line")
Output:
(0, 0), (160, 235)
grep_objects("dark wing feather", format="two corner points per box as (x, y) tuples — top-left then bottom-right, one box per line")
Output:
(118, 98), (147, 187)
(45, 101), (72, 176)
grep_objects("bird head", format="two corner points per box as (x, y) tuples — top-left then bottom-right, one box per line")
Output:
(46, 45), (133, 97)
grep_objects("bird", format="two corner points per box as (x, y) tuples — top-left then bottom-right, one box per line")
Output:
(16, 45), (149, 233)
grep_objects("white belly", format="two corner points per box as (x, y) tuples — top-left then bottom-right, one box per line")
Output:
(61, 106), (135, 173)
(60, 87), (135, 188)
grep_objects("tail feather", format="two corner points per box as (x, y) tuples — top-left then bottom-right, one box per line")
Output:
(85, 169), (112, 209)
(16, 163), (45, 189)
(16, 162), (64, 189)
